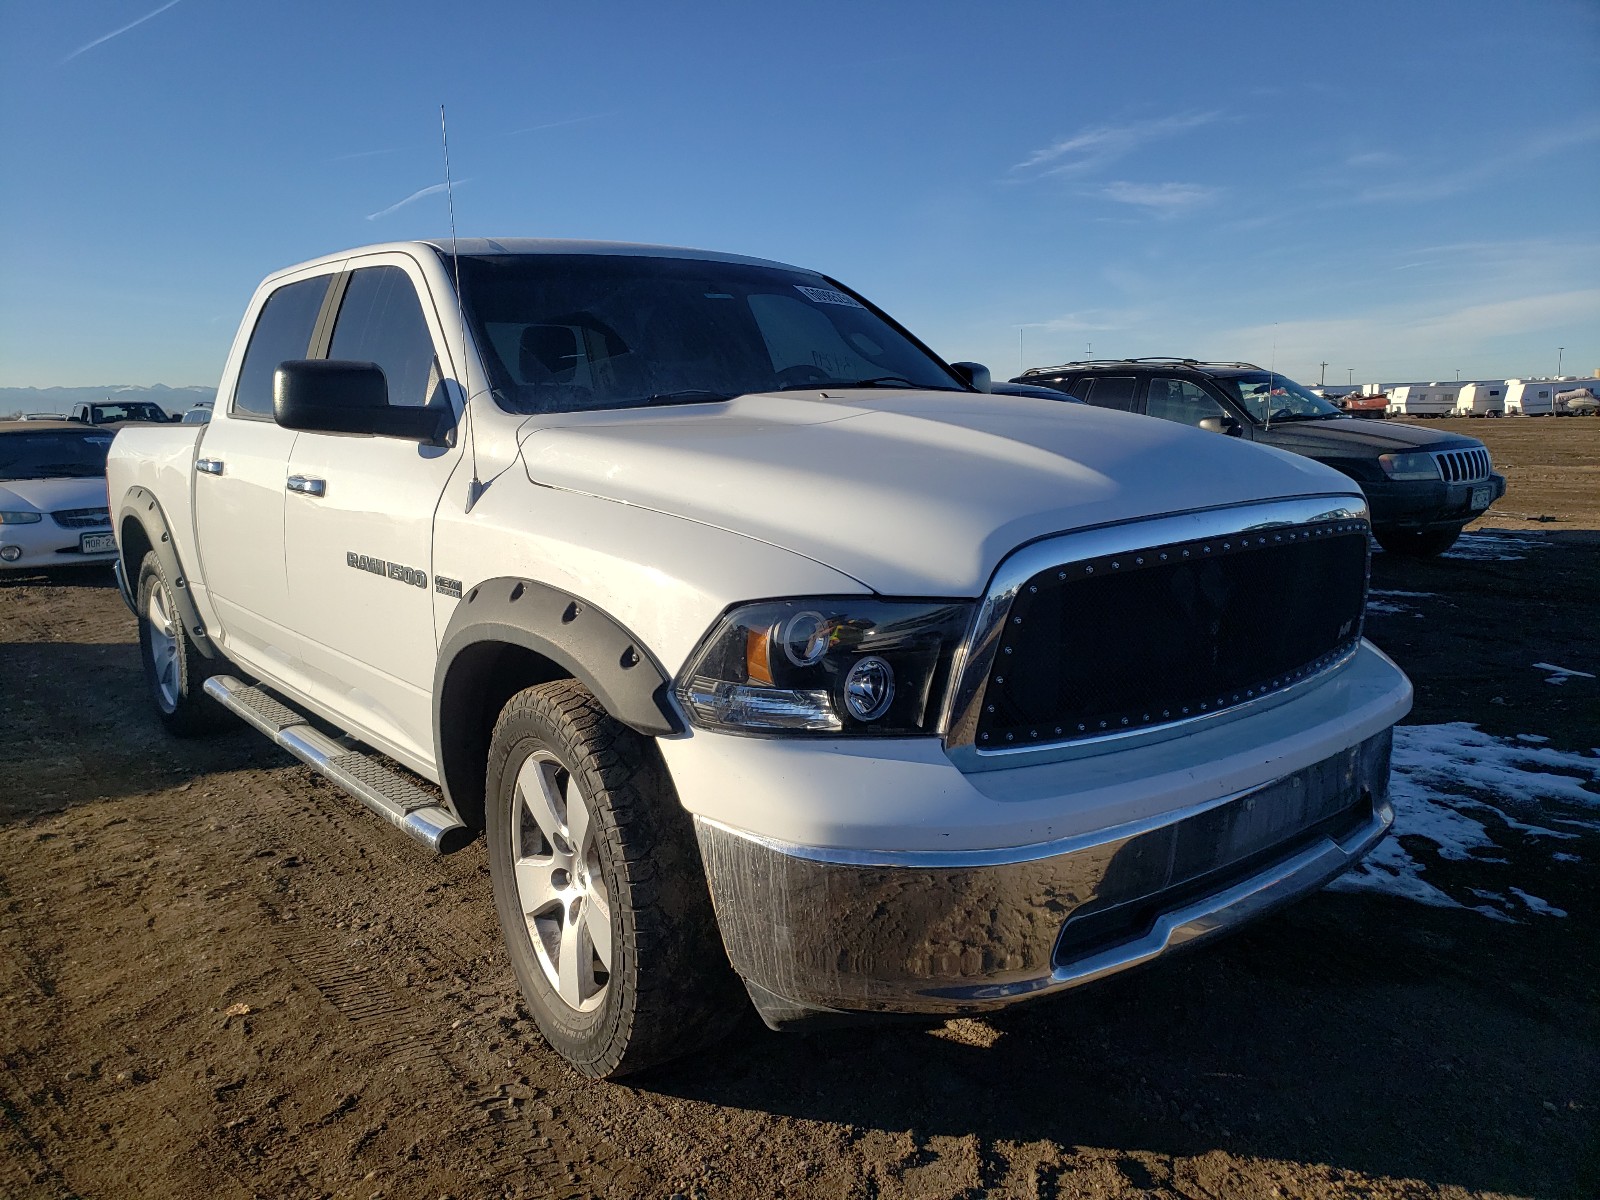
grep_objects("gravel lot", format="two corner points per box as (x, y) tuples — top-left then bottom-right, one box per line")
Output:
(2, 416), (1596, 1200)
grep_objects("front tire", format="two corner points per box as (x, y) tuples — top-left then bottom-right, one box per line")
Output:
(136, 551), (228, 735)
(485, 680), (741, 1078)
(1374, 527), (1462, 558)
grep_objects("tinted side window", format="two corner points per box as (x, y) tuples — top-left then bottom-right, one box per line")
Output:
(1084, 375), (1138, 411)
(328, 266), (439, 407)
(233, 277), (330, 417)
(1146, 377), (1226, 427)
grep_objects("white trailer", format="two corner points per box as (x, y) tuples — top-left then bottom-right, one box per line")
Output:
(1505, 379), (1560, 415)
(1387, 384), (1458, 417)
(1455, 382), (1504, 416)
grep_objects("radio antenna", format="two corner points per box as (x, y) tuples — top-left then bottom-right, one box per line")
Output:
(441, 104), (483, 511)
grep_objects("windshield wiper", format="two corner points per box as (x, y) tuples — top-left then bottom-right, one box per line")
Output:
(773, 375), (926, 392)
(637, 390), (738, 406)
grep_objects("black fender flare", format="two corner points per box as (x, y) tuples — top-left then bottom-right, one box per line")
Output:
(432, 578), (682, 818)
(119, 486), (220, 660)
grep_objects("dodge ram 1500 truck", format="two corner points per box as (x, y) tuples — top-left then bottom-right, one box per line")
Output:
(108, 239), (1412, 1078)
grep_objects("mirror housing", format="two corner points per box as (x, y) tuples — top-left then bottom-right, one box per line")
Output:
(949, 362), (991, 392)
(273, 360), (446, 441)
(1198, 416), (1243, 436)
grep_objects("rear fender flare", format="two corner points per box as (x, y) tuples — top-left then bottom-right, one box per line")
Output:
(119, 486), (219, 660)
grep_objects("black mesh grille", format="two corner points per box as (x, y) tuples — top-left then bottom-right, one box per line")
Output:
(975, 520), (1368, 747)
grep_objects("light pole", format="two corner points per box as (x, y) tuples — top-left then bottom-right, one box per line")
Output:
(1319, 361), (1328, 387)
(1557, 347), (1565, 377)
(1347, 368), (1354, 386)
(1456, 368), (1461, 382)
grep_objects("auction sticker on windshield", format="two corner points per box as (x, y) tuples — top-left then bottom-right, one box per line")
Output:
(795, 285), (865, 309)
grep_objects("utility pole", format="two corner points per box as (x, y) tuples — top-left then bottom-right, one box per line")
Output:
(1347, 368), (1354, 386)
(1455, 368), (1461, 382)
(1319, 361), (1328, 387)
(1557, 347), (1565, 377)
(1086, 341), (1093, 360)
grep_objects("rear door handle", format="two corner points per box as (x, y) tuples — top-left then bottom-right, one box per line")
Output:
(286, 475), (326, 498)
(196, 458), (224, 475)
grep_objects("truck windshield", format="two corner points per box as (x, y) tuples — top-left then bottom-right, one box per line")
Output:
(1216, 374), (1344, 423)
(0, 431), (113, 480)
(453, 253), (965, 414)
(90, 402), (167, 423)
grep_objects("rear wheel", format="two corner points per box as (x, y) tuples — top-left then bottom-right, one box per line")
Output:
(136, 551), (228, 735)
(1374, 527), (1461, 558)
(485, 679), (741, 1078)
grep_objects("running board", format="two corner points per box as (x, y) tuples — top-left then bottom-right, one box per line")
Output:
(203, 674), (471, 853)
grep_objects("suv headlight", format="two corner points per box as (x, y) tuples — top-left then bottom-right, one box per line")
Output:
(677, 598), (973, 735)
(0, 511), (43, 524)
(1377, 452), (1440, 481)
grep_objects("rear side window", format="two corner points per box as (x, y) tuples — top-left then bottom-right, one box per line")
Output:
(328, 266), (440, 407)
(232, 277), (330, 417)
(1083, 375), (1138, 411)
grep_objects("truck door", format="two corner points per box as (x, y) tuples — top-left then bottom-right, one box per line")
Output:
(191, 272), (332, 674)
(281, 255), (463, 768)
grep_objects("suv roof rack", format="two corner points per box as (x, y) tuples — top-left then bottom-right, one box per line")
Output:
(1020, 358), (1266, 377)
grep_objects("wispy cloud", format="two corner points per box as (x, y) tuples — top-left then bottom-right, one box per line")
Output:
(504, 113), (608, 137)
(1098, 180), (1220, 216)
(332, 147), (408, 163)
(1012, 111), (1221, 177)
(366, 182), (459, 221)
(62, 0), (182, 64)
(1352, 120), (1600, 203)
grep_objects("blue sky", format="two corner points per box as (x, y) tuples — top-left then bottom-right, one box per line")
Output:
(2, 0), (1596, 389)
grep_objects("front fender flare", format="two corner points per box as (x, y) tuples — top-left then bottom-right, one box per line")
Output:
(433, 575), (682, 741)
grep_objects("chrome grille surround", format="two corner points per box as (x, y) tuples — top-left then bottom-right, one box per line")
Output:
(1431, 446), (1491, 484)
(51, 506), (111, 529)
(942, 496), (1370, 772)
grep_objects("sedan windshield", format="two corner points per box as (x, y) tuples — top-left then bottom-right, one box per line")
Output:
(454, 254), (965, 414)
(0, 431), (113, 480)
(1215, 373), (1344, 423)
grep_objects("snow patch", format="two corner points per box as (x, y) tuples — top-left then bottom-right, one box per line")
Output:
(1440, 531), (1547, 562)
(1329, 723), (1599, 920)
(1532, 661), (1595, 686)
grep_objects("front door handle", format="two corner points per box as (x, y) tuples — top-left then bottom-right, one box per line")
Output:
(196, 458), (224, 475)
(286, 475), (326, 498)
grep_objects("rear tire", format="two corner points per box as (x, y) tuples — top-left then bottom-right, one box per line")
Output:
(136, 551), (228, 735)
(485, 679), (742, 1078)
(1374, 527), (1461, 558)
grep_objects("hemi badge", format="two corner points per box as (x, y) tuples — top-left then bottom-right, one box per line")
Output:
(435, 575), (463, 598)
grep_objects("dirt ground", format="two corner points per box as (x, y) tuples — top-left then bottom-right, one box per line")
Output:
(2, 416), (1595, 1200)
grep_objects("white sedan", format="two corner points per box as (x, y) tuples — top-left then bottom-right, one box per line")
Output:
(0, 421), (118, 572)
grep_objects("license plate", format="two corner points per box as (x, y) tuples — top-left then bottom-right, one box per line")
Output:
(1470, 484), (1492, 510)
(80, 532), (116, 554)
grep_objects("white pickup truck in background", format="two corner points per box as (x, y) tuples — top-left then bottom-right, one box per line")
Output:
(107, 239), (1411, 1078)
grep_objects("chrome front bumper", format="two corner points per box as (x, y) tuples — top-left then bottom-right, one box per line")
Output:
(696, 729), (1393, 1028)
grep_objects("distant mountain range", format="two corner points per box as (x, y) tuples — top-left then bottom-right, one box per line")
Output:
(1, 384), (216, 419)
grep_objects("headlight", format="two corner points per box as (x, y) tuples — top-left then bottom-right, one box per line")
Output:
(677, 598), (973, 735)
(1377, 452), (1440, 481)
(0, 511), (43, 524)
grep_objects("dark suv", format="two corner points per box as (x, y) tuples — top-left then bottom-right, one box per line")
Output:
(1015, 359), (1506, 557)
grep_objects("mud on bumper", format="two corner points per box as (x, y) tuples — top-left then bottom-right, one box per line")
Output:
(697, 729), (1393, 1029)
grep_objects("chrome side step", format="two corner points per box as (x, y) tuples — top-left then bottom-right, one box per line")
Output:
(203, 674), (471, 853)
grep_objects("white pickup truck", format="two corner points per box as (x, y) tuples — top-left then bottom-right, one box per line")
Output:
(107, 239), (1411, 1078)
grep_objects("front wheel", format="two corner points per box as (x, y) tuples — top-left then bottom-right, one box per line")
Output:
(1374, 527), (1462, 558)
(485, 680), (741, 1078)
(136, 551), (228, 735)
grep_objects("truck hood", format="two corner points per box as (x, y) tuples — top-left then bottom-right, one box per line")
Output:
(518, 391), (1358, 595)
(0, 476), (110, 514)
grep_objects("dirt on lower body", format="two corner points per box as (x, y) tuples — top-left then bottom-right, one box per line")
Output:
(2, 418), (1596, 1200)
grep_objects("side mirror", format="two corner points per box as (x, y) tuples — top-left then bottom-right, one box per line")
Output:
(273, 360), (445, 442)
(949, 362), (991, 392)
(1198, 416), (1243, 436)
